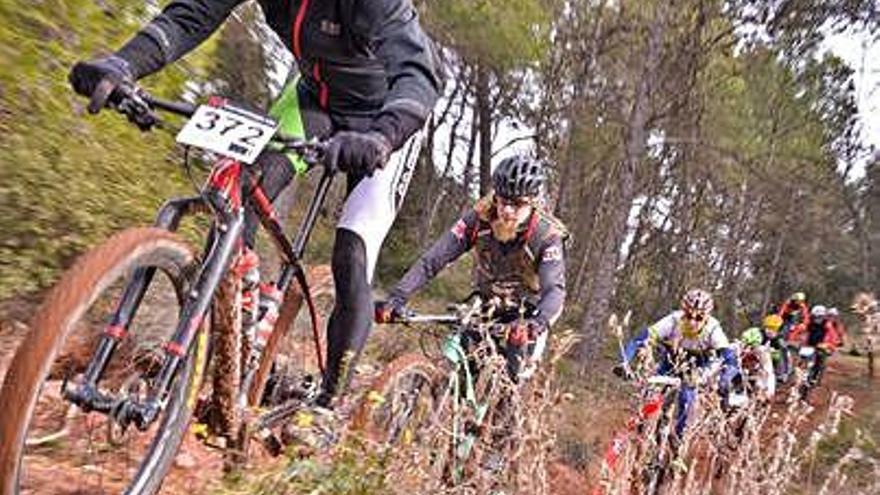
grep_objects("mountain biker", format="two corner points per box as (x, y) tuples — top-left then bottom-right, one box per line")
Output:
(736, 327), (776, 400)
(68, 0), (443, 409)
(777, 292), (810, 336)
(758, 313), (788, 383)
(615, 289), (742, 438)
(788, 305), (844, 390)
(375, 155), (568, 381)
(775, 292), (810, 382)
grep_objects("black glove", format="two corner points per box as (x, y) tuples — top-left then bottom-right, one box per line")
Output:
(325, 131), (391, 176)
(69, 55), (135, 114)
(612, 363), (634, 381)
(374, 299), (409, 324)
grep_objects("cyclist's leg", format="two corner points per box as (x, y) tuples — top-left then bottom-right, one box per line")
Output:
(503, 343), (526, 382)
(675, 385), (696, 438)
(808, 349), (829, 386)
(243, 79), (332, 248)
(318, 125), (424, 406)
(774, 335), (791, 382)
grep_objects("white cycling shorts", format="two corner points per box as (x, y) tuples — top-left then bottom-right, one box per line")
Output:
(337, 129), (423, 282)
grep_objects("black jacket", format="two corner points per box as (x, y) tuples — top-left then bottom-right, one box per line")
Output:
(116, 0), (442, 148)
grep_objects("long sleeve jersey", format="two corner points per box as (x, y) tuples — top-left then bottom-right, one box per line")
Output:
(115, 0), (442, 149)
(389, 206), (567, 328)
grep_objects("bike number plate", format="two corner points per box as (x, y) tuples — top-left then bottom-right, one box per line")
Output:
(176, 104), (277, 164)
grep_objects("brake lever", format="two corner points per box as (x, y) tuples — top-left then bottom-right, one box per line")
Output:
(112, 84), (159, 131)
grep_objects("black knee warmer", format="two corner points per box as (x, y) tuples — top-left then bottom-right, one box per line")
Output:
(319, 228), (372, 406)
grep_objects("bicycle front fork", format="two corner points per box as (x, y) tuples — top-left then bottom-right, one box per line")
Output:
(63, 196), (235, 431)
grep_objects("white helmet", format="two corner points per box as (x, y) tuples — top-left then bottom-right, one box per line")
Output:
(828, 307), (839, 317)
(681, 288), (714, 314)
(811, 305), (827, 318)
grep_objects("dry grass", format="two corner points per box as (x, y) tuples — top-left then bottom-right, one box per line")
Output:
(347, 329), (580, 495)
(592, 313), (879, 495)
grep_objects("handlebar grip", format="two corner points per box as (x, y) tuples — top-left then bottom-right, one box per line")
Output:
(145, 95), (196, 117)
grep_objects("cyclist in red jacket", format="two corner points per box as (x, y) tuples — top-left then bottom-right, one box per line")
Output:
(775, 291), (810, 382)
(788, 305), (844, 392)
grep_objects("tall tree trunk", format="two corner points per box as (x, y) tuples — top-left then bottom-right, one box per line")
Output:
(476, 64), (493, 196)
(463, 90), (480, 207)
(577, 3), (668, 365)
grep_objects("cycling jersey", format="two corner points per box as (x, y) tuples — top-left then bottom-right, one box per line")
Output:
(389, 196), (568, 328)
(116, 0), (442, 149)
(622, 310), (740, 437)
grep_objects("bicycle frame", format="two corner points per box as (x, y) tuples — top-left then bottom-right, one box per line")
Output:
(593, 377), (679, 495)
(438, 331), (491, 479)
(62, 98), (334, 432)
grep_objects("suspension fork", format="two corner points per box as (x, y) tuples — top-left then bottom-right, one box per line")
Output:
(63, 197), (207, 413)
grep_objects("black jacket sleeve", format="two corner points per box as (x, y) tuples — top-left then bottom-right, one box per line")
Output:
(116, 0), (246, 79)
(534, 234), (566, 328)
(356, 0), (442, 148)
(388, 210), (476, 304)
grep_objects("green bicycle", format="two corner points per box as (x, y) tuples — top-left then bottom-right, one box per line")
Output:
(353, 295), (526, 488)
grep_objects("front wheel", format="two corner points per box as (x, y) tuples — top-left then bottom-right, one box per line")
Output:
(352, 353), (460, 487)
(0, 228), (209, 495)
(352, 353), (442, 446)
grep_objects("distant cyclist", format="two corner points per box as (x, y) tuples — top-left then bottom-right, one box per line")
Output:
(774, 292), (810, 382)
(616, 289), (742, 437)
(788, 305), (844, 392)
(736, 326), (776, 401)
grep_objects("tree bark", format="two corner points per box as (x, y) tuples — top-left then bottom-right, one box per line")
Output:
(577, 3), (668, 365)
(476, 64), (493, 196)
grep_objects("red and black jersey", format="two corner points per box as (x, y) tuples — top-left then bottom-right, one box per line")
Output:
(115, 0), (442, 149)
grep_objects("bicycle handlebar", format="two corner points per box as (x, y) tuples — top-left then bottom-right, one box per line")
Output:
(395, 313), (461, 325)
(109, 84), (328, 165)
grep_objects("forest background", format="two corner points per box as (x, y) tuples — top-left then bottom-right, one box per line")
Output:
(1, 0), (879, 490)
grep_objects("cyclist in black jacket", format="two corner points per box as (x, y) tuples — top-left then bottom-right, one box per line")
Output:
(69, 0), (442, 408)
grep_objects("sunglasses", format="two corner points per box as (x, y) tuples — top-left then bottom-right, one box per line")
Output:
(684, 311), (707, 323)
(495, 195), (533, 209)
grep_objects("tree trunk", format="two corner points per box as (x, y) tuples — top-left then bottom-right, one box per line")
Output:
(476, 64), (493, 196)
(577, 3), (668, 365)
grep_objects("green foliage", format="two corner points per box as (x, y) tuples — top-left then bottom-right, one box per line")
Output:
(423, 0), (552, 69)
(0, 0), (222, 299)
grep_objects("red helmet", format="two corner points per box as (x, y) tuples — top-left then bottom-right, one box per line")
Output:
(681, 289), (714, 315)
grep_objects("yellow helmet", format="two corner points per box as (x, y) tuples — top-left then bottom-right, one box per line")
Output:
(763, 314), (783, 331)
(791, 292), (806, 302)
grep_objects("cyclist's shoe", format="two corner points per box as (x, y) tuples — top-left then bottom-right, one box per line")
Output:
(262, 372), (321, 407)
(612, 363), (635, 381)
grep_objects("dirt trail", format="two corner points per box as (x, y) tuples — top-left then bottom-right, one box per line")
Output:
(3, 300), (876, 495)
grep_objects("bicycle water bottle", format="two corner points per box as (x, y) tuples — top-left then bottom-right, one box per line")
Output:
(237, 249), (261, 332)
(253, 283), (283, 353)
